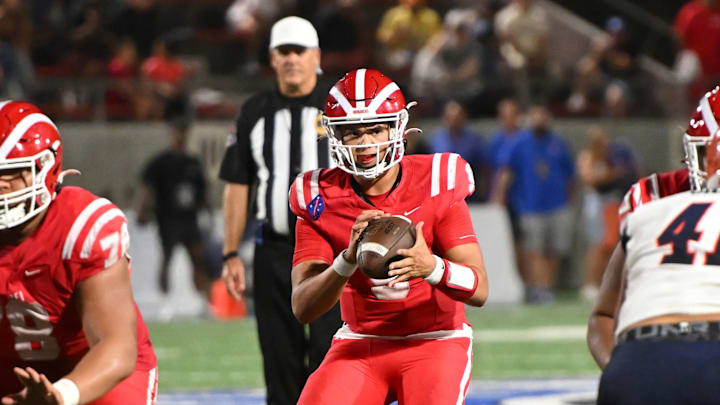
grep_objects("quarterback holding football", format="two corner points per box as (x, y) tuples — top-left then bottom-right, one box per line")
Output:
(289, 68), (488, 404)
(588, 86), (720, 403)
(0, 102), (157, 405)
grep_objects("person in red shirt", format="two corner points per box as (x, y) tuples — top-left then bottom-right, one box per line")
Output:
(289, 69), (489, 404)
(673, 0), (720, 100)
(0, 101), (157, 405)
(141, 37), (189, 120)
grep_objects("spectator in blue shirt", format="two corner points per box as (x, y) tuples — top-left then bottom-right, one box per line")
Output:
(429, 100), (488, 200)
(488, 98), (523, 173)
(487, 98), (527, 285)
(491, 104), (575, 304)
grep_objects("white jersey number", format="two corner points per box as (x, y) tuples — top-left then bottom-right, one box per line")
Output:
(3, 298), (60, 360)
(370, 277), (410, 300)
(657, 203), (720, 265)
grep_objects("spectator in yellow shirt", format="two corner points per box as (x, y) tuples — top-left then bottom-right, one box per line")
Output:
(376, 0), (441, 73)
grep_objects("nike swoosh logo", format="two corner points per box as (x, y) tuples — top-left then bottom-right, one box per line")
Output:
(403, 205), (421, 216)
(24, 269), (43, 277)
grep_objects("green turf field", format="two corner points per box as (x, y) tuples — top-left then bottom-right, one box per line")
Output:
(148, 296), (601, 391)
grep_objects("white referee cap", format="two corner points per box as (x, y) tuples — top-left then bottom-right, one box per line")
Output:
(269, 16), (319, 50)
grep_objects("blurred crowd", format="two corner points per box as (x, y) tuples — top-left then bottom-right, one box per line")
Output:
(422, 97), (639, 303)
(0, 0), (714, 304)
(1, 0), (717, 120)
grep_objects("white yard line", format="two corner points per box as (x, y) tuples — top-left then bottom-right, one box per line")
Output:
(474, 325), (587, 342)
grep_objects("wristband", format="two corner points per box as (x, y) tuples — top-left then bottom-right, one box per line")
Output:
(424, 255), (445, 285)
(332, 249), (356, 277)
(222, 251), (238, 263)
(435, 259), (478, 302)
(53, 378), (80, 405)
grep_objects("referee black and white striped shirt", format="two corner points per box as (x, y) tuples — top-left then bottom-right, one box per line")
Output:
(219, 84), (332, 239)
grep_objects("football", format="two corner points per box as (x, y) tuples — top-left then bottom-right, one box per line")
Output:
(356, 215), (416, 279)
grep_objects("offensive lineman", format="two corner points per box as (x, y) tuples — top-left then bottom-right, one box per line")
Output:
(0, 101), (157, 405)
(289, 69), (489, 404)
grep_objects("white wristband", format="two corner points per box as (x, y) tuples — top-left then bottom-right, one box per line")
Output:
(424, 255), (445, 285)
(53, 378), (80, 405)
(332, 250), (356, 277)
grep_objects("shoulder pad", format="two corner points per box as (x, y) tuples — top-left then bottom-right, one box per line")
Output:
(61, 197), (129, 267)
(656, 169), (690, 197)
(290, 169), (325, 220)
(429, 153), (475, 202)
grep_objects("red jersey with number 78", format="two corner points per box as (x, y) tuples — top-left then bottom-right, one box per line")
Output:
(289, 153), (479, 336)
(0, 186), (156, 396)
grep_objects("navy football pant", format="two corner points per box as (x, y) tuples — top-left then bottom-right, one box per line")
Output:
(598, 340), (720, 404)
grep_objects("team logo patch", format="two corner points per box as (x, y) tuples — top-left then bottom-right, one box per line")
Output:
(307, 195), (325, 220)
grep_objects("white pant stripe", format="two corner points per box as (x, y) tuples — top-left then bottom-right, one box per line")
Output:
(146, 368), (157, 405)
(456, 324), (473, 405)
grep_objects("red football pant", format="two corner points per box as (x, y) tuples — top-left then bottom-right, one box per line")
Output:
(298, 337), (472, 405)
(89, 367), (158, 405)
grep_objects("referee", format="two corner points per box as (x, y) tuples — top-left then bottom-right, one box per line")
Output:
(219, 16), (342, 405)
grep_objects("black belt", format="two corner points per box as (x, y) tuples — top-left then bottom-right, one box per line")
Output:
(617, 321), (720, 345)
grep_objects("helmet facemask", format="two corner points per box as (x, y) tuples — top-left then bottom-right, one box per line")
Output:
(0, 150), (55, 229)
(324, 109), (409, 180)
(684, 85), (720, 191)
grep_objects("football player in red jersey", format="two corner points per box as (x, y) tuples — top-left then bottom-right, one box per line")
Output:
(288, 69), (488, 404)
(587, 86), (720, 404)
(0, 102), (157, 405)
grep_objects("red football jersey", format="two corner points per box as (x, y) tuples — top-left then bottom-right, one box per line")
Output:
(0, 186), (157, 395)
(290, 153), (479, 336)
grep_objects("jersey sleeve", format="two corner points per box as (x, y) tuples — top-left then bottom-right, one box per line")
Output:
(428, 153), (479, 253)
(619, 169), (691, 227)
(657, 168), (690, 197)
(289, 169), (321, 220)
(430, 153), (476, 204)
(62, 198), (130, 285)
(619, 176), (656, 229)
(218, 97), (260, 184)
(289, 169), (334, 266)
(293, 217), (334, 267)
(434, 200), (478, 255)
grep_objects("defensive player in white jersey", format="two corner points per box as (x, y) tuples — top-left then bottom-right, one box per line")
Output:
(588, 86), (720, 404)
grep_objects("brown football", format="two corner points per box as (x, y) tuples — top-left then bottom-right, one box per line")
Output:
(356, 215), (417, 279)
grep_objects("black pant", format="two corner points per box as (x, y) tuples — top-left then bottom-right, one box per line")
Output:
(253, 238), (342, 405)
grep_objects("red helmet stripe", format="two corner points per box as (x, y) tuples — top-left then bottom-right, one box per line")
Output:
(329, 86), (353, 115)
(0, 113), (56, 159)
(367, 82), (400, 114)
(0, 101), (12, 112)
(701, 95), (719, 137)
(355, 68), (366, 108)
